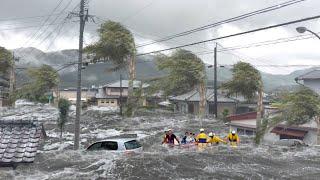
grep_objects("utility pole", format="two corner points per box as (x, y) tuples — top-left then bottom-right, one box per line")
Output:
(213, 43), (218, 118)
(119, 74), (123, 116)
(74, 0), (87, 150)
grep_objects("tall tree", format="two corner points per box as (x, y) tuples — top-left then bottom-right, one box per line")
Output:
(223, 62), (263, 144)
(85, 20), (136, 116)
(15, 64), (59, 102)
(156, 49), (207, 117)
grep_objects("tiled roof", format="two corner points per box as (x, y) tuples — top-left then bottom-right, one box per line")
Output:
(169, 89), (236, 103)
(297, 69), (320, 80)
(0, 119), (43, 165)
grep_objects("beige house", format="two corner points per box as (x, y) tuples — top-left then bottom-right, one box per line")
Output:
(96, 80), (149, 108)
(53, 88), (97, 104)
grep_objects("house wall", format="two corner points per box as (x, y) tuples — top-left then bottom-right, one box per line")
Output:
(217, 103), (236, 116)
(97, 98), (118, 107)
(207, 102), (236, 117)
(304, 79), (320, 94)
(53, 90), (91, 101)
(106, 87), (129, 96)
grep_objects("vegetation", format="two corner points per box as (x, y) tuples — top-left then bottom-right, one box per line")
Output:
(0, 47), (12, 75)
(222, 62), (264, 144)
(223, 62), (261, 101)
(260, 87), (320, 144)
(14, 65), (59, 103)
(221, 109), (230, 122)
(154, 49), (207, 117)
(85, 20), (136, 116)
(57, 98), (71, 141)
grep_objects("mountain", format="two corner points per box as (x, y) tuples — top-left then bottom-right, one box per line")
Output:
(13, 48), (314, 92)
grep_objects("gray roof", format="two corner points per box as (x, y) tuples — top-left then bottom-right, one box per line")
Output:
(103, 80), (149, 88)
(170, 89), (236, 103)
(96, 95), (120, 99)
(0, 119), (43, 164)
(297, 70), (320, 80)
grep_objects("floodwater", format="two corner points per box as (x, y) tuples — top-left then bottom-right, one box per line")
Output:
(0, 105), (320, 179)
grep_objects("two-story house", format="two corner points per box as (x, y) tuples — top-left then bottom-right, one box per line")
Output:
(96, 80), (149, 108)
(296, 69), (320, 94)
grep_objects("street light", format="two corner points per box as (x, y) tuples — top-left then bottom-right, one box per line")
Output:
(296, 26), (320, 40)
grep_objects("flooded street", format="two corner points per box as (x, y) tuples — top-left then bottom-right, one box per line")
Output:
(0, 106), (320, 179)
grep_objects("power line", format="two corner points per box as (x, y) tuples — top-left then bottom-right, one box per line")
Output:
(0, 13), (67, 22)
(136, 0), (306, 48)
(137, 14), (320, 56)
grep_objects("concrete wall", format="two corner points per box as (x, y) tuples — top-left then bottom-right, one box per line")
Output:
(304, 79), (320, 94)
(97, 98), (118, 107)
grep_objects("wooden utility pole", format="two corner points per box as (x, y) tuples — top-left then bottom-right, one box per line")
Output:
(74, 0), (87, 150)
(213, 43), (218, 118)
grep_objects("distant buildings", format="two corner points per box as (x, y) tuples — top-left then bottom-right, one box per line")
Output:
(169, 89), (237, 117)
(296, 69), (320, 94)
(0, 70), (10, 107)
(228, 111), (318, 145)
(53, 87), (97, 104)
(95, 80), (149, 108)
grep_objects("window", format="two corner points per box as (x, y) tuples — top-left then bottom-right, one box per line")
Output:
(110, 88), (120, 92)
(101, 100), (105, 103)
(111, 100), (115, 104)
(124, 140), (141, 150)
(245, 130), (254, 136)
(102, 141), (118, 150)
(87, 142), (103, 151)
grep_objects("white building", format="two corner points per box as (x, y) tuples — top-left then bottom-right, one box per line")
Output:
(296, 69), (320, 94)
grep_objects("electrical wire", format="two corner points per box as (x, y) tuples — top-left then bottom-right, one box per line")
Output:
(136, 0), (307, 48)
(137, 14), (320, 56)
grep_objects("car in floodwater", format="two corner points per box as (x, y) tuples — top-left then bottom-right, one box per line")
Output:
(274, 139), (308, 147)
(86, 138), (143, 153)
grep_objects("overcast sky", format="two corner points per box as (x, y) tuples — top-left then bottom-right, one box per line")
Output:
(1, 0), (320, 74)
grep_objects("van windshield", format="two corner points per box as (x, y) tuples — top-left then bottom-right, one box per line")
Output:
(124, 140), (141, 150)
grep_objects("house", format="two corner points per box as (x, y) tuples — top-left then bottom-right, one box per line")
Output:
(53, 87), (98, 104)
(227, 111), (318, 145)
(0, 119), (46, 167)
(231, 94), (270, 114)
(169, 89), (237, 116)
(96, 80), (149, 108)
(296, 69), (320, 94)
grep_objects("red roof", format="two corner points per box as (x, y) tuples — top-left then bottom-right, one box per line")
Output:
(271, 127), (307, 138)
(227, 112), (257, 121)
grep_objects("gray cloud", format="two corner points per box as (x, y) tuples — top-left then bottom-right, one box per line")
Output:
(0, 0), (320, 74)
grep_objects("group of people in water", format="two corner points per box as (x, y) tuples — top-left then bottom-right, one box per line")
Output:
(162, 128), (240, 147)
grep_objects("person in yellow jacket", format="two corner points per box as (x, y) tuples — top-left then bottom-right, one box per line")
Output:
(226, 130), (240, 146)
(196, 128), (208, 143)
(207, 132), (226, 145)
